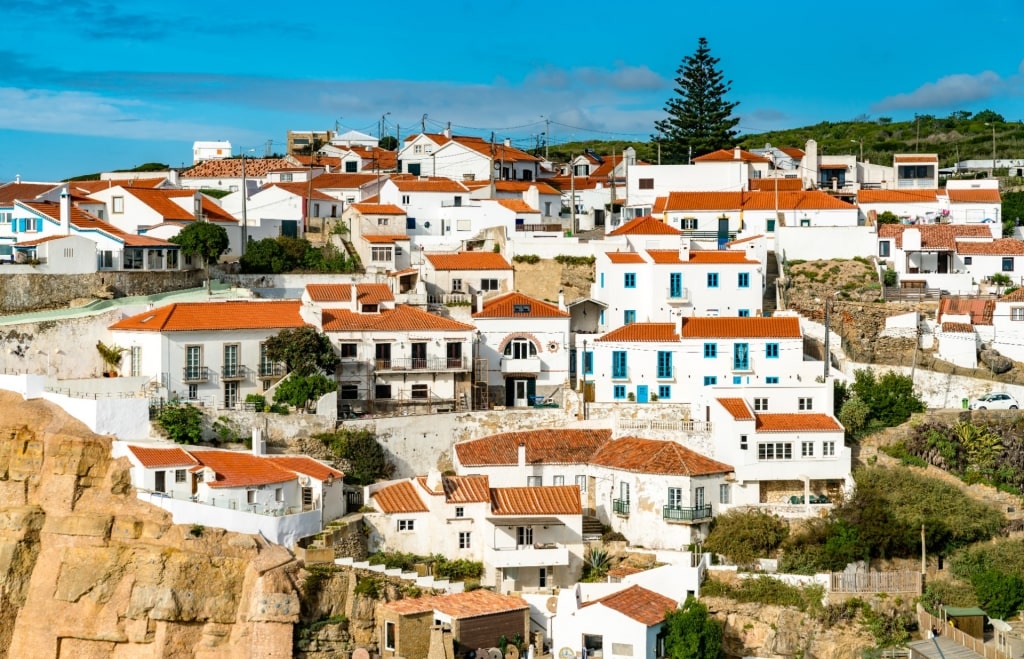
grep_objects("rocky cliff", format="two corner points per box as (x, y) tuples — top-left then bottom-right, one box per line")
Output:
(0, 391), (302, 658)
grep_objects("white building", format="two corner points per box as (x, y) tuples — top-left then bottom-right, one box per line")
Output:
(397, 132), (542, 182)
(877, 224), (1003, 293)
(552, 584), (679, 659)
(422, 251), (514, 301)
(377, 176), (471, 238)
(989, 288), (1024, 363)
(192, 140), (232, 164)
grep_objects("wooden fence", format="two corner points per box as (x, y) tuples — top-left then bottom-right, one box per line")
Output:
(829, 571), (922, 594)
(884, 286), (941, 301)
(916, 604), (1011, 659)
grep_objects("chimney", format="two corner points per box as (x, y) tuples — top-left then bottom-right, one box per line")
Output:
(504, 137), (511, 148)
(558, 288), (566, 311)
(734, 146), (742, 160)
(59, 187), (71, 235)
(251, 425), (266, 456)
(14, 174), (20, 184)
(517, 441), (526, 469)
(299, 301), (323, 329)
(679, 237), (691, 262)
(475, 291), (484, 314)
(443, 126), (451, 139)
(350, 282), (359, 313)
(426, 469), (442, 493)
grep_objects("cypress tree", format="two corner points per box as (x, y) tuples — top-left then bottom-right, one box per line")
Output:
(654, 37), (740, 163)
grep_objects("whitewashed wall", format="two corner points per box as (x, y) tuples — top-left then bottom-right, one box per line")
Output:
(775, 226), (878, 261)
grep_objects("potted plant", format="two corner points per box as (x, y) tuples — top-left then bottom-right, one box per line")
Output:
(96, 341), (126, 377)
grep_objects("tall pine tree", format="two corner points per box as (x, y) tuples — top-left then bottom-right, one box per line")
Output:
(654, 37), (740, 163)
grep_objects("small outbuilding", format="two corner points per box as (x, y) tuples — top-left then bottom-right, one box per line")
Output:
(942, 606), (987, 640)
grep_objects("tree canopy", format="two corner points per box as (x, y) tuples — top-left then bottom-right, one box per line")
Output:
(654, 37), (740, 163)
(264, 326), (339, 376)
(663, 597), (723, 659)
(170, 221), (230, 293)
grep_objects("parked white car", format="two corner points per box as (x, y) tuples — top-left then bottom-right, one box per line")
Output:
(969, 393), (1019, 410)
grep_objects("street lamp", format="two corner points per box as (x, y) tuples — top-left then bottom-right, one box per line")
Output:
(239, 147), (255, 256)
(850, 139), (863, 162)
(985, 122), (997, 176)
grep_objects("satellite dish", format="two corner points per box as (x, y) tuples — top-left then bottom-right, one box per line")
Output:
(489, 648), (504, 659)
(506, 645), (520, 659)
(546, 596), (559, 613)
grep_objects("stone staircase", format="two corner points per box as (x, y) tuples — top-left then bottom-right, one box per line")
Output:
(582, 515), (604, 541)
(333, 557), (465, 594)
(763, 250), (780, 315)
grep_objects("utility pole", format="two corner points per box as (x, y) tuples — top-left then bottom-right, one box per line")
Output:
(489, 132), (495, 183)
(545, 116), (550, 161)
(609, 145), (617, 228)
(421, 114), (427, 133)
(910, 312), (921, 387)
(240, 152), (248, 255)
(921, 523), (927, 575)
(823, 297), (831, 379)
(570, 153), (576, 235)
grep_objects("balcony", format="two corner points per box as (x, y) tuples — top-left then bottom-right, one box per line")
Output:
(663, 505), (713, 524)
(666, 287), (691, 304)
(613, 499), (630, 516)
(501, 357), (542, 375)
(182, 366), (209, 383)
(485, 544), (570, 569)
(374, 357), (469, 372)
(221, 365), (248, 381)
(732, 358), (753, 373)
(258, 363), (285, 379)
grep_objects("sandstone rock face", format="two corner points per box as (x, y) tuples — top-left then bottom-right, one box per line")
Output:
(0, 392), (301, 658)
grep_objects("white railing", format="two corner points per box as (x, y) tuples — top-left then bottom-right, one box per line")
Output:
(615, 419), (712, 434)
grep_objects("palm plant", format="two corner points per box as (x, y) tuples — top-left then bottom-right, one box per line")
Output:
(96, 341), (126, 376)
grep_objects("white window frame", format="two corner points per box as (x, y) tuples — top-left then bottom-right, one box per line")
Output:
(799, 397), (813, 411)
(575, 475), (587, 492)
(397, 519), (415, 531)
(823, 441), (836, 457)
(753, 398), (768, 411)
(458, 531), (471, 549)
(667, 487), (682, 509)
(801, 441), (814, 457)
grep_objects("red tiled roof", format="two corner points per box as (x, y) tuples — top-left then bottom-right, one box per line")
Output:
(455, 429), (612, 466)
(606, 565), (644, 578)
(893, 154), (938, 162)
(942, 322), (975, 334)
(442, 475), (491, 503)
(938, 297), (994, 326)
(12, 234), (77, 247)
(748, 178), (803, 192)
(473, 292), (568, 318)
(687, 251), (759, 264)
(120, 188), (237, 222)
(372, 480), (429, 513)
(128, 446), (197, 468)
(494, 199), (539, 213)
(191, 450), (297, 488)
(586, 585), (676, 626)
(754, 413), (843, 433)
(859, 189), (939, 204)
(946, 188), (1001, 203)
(449, 136), (541, 163)
(597, 323), (679, 342)
(718, 398), (754, 420)
(608, 215), (682, 236)
(489, 485), (581, 516)
(680, 317), (801, 339)
(819, 162), (849, 169)
(0, 182), (58, 205)
(425, 252), (511, 271)
(265, 456), (343, 481)
(350, 203), (406, 215)
(391, 177), (469, 193)
(70, 178), (167, 194)
(383, 589), (528, 618)
(18, 201), (174, 247)
(1001, 288), (1024, 302)
(646, 250), (685, 264)
(663, 191), (854, 211)
(956, 238), (1024, 255)
(310, 173), (382, 189)
(780, 147), (805, 159)
(262, 182), (336, 202)
(726, 234), (764, 246)
(110, 301), (305, 332)
(321, 305), (475, 332)
(362, 234), (409, 243)
(589, 437), (732, 476)
(878, 224), (992, 249)
(306, 283), (394, 304)
(693, 148), (771, 163)
(182, 158), (293, 178)
(490, 180), (561, 195)
(605, 252), (646, 264)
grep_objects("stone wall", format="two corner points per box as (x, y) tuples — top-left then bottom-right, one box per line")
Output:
(511, 260), (595, 305)
(0, 270), (204, 314)
(0, 310), (124, 378)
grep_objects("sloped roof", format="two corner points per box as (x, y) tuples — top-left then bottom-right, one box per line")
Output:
(494, 199), (539, 213)
(956, 238), (1024, 255)
(893, 154), (939, 162)
(748, 178), (803, 192)
(679, 317), (801, 339)
(191, 450), (297, 488)
(608, 215), (682, 236)
(264, 456), (343, 481)
(878, 224), (992, 249)
(489, 485), (581, 515)
(18, 201), (174, 247)
(597, 323), (679, 342)
(372, 480), (429, 513)
(717, 398), (754, 420)
(350, 203), (406, 215)
(605, 252), (646, 264)
(449, 136), (541, 163)
(491, 180), (561, 195)
(588, 437), (732, 476)
(946, 188), (1001, 203)
(942, 322), (976, 334)
(309, 173), (381, 188)
(363, 234), (409, 243)
(473, 292), (568, 318)
(120, 188), (237, 222)
(321, 305), (475, 332)
(780, 147), (805, 159)
(1000, 288), (1024, 302)
(726, 234), (765, 247)
(110, 301), (305, 332)
(128, 446), (198, 468)
(306, 283), (394, 304)
(754, 413), (843, 432)
(390, 177), (469, 193)
(0, 182), (59, 205)
(70, 178), (167, 194)
(938, 297), (994, 325)
(261, 182), (336, 202)
(383, 589), (528, 618)
(585, 585), (676, 626)
(687, 251), (758, 264)
(662, 190), (854, 211)
(182, 158), (293, 178)
(425, 252), (511, 271)
(442, 475), (491, 503)
(859, 189), (939, 204)
(693, 148), (771, 163)
(455, 429), (612, 466)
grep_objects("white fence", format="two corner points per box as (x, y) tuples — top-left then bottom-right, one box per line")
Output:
(334, 556), (464, 594)
(776, 226), (878, 261)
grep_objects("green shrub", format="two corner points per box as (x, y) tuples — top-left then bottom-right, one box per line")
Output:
(920, 579), (978, 615)
(353, 577), (381, 598)
(512, 254), (541, 264)
(155, 403), (203, 444)
(704, 510), (788, 566)
(273, 373), (337, 409)
(553, 254), (595, 266)
(245, 394), (266, 412)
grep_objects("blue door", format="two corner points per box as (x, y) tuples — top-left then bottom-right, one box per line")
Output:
(636, 385), (649, 404)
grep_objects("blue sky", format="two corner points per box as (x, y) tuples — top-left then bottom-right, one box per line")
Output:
(3, 0), (1023, 181)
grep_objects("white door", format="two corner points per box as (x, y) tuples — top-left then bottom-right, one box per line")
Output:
(514, 380), (528, 407)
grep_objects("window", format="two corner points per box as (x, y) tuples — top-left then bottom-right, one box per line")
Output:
(410, 384), (428, 399)
(740, 434), (748, 450)
(414, 144), (423, 154)
(451, 278), (463, 292)
(800, 217), (811, 227)
(187, 384), (198, 400)
(599, 310), (605, 325)
(669, 272), (683, 298)
(0, 211), (10, 225)
(377, 218), (389, 226)
(340, 384), (358, 400)
(455, 506), (464, 518)
(374, 384), (392, 399)
(623, 310), (636, 325)
(166, 250), (178, 269)
(766, 343), (779, 358)
(480, 278), (499, 291)
(370, 246), (392, 262)
(657, 351), (673, 378)
(658, 385), (671, 400)
(345, 161), (358, 172)
(1013, 307), (1024, 321)
(802, 441), (815, 457)
(275, 488), (283, 502)
(397, 519), (415, 531)
(639, 178), (654, 190)
(175, 469), (186, 483)
(112, 196), (124, 214)
(963, 256), (973, 265)
(758, 442), (793, 460)
(612, 351), (628, 378)
(384, 621), (396, 651)
(704, 343), (717, 358)
(754, 398), (768, 411)
(583, 351), (593, 375)
(738, 309), (750, 317)
(799, 397), (813, 410)
(682, 218), (698, 230)
(733, 343), (749, 370)
(1003, 257), (1015, 272)
(280, 173), (293, 182)
(406, 217), (416, 230)
(552, 475), (565, 486)
(526, 476), (541, 487)
(538, 567), (547, 588)
(719, 484), (730, 504)
(766, 376), (779, 384)
(738, 272), (750, 288)
(504, 339), (537, 359)
(667, 487), (682, 509)
(458, 532), (471, 549)
(513, 303), (531, 314)
(247, 490), (256, 505)
(879, 241), (891, 257)
(575, 475), (587, 492)
(703, 376), (717, 386)
(707, 273), (719, 288)
(823, 441), (836, 457)
(340, 343), (357, 359)
(613, 385), (626, 400)
(600, 273), (605, 288)
(624, 273), (636, 288)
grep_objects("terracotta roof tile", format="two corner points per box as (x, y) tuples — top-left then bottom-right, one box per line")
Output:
(191, 450), (297, 488)
(362, 234), (409, 243)
(606, 565), (644, 579)
(663, 190), (855, 211)
(110, 301), (305, 332)
(489, 485), (581, 515)
(878, 224), (992, 249)
(859, 189), (939, 204)
(693, 148), (771, 163)
(494, 198), (539, 213)
(646, 250), (684, 264)
(70, 178), (167, 194)
(589, 437), (732, 476)
(0, 182), (58, 205)
(956, 238), (1024, 255)
(941, 322), (975, 333)
(605, 252), (647, 264)
(679, 317), (801, 339)
(182, 158), (293, 179)
(350, 203), (406, 215)
(946, 188), (1001, 203)
(754, 413), (843, 432)
(473, 292), (569, 318)
(425, 252), (511, 271)
(321, 305), (474, 332)
(372, 480), (429, 513)
(121, 188), (237, 222)
(310, 173), (382, 189)
(597, 323), (679, 342)
(938, 297), (994, 325)
(306, 283), (394, 304)
(391, 177), (470, 193)
(12, 234), (78, 247)
(748, 178), (802, 192)
(262, 182), (336, 202)
(686, 251), (758, 264)
(1000, 288), (1024, 302)
(893, 154), (938, 162)
(726, 234), (764, 246)
(17, 200), (175, 248)
(490, 180), (561, 195)
(587, 585), (676, 626)
(128, 446), (198, 468)
(265, 456), (343, 481)
(718, 398), (754, 420)
(449, 136), (541, 163)
(383, 589), (528, 618)
(780, 147), (805, 159)
(442, 475), (491, 503)
(455, 429), (612, 466)
(608, 215), (683, 236)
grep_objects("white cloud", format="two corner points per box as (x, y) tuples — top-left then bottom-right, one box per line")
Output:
(873, 70), (1005, 111)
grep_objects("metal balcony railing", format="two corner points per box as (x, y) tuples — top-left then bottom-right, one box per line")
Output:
(221, 365), (248, 381)
(613, 499), (630, 516)
(663, 505), (713, 522)
(374, 357), (469, 372)
(182, 366), (209, 383)
(258, 363), (285, 378)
